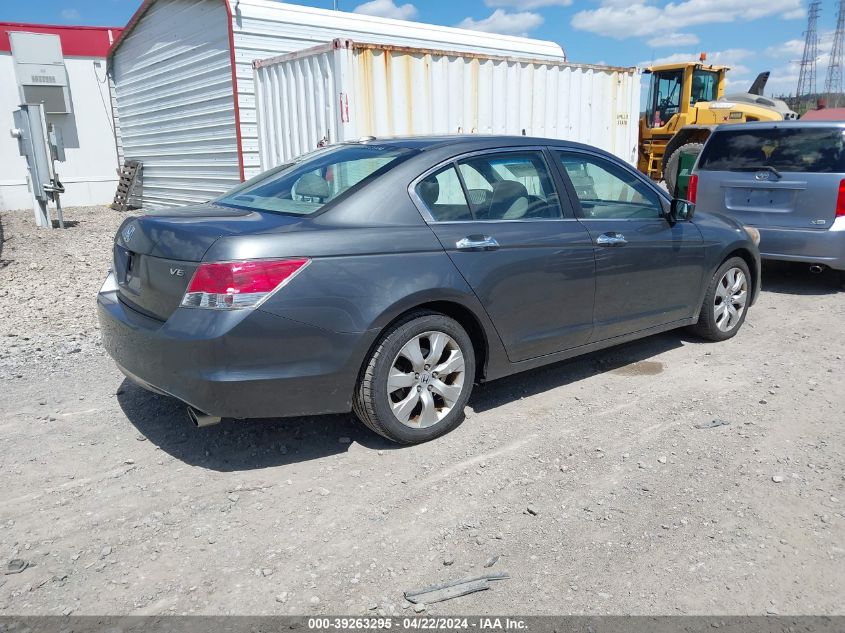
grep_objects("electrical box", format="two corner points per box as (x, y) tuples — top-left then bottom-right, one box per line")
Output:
(11, 103), (67, 227)
(9, 31), (72, 115)
(12, 104), (56, 203)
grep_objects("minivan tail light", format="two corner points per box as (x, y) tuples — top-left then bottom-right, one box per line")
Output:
(836, 179), (845, 217)
(687, 174), (699, 204)
(181, 258), (309, 310)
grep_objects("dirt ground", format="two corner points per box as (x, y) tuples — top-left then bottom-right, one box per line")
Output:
(0, 206), (843, 616)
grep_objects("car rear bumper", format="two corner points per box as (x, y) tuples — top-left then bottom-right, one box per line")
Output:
(758, 217), (845, 271)
(97, 279), (377, 419)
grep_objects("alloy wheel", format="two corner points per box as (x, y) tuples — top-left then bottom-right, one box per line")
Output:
(714, 267), (748, 332)
(387, 331), (466, 428)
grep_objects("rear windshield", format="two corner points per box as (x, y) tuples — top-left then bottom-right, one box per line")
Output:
(698, 126), (845, 173)
(216, 144), (416, 215)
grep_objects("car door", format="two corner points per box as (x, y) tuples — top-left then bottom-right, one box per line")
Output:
(551, 148), (705, 342)
(411, 148), (596, 362)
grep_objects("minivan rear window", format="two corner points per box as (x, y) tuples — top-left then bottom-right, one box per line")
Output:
(698, 126), (845, 173)
(216, 144), (416, 215)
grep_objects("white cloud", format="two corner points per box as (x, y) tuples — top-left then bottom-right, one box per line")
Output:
(766, 38), (807, 59)
(762, 31), (835, 96)
(572, 0), (804, 40)
(638, 48), (754, 69)
(638, 48), (754, 80)
(639, 30), (839, 99)
(485, 0), (572, 8)
(457, 9), (543, 35)
(761, 66), (801, 97)
(645, 32), (700, 48)
(636, 44), (827, 96)
(353, 0), (418, 20)
(60, 8), (80, 20)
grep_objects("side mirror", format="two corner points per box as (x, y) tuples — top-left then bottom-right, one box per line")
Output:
(668, 198), (695, 224)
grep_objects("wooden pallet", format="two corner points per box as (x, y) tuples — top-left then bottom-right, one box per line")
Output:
(111, 160), (142, 211)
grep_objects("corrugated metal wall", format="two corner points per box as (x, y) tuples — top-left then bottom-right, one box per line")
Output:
(254, 42), (640, 171)
(229, 0), (566, 181)
(110, 0), (237, 207)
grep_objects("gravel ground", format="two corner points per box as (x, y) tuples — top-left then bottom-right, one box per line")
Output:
(0, 206), (127, 381)
(0, 206), (843, 616)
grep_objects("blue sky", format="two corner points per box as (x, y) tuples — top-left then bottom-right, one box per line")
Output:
(1, 0), (833, 97)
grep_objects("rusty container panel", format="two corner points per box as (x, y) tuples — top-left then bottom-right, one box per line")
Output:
(254, 40), (640, 170)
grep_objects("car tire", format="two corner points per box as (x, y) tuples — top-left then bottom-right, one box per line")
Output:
(690, 257), (752, 342)
(353, 311), (476, 444)
(664, 142), (704, 196)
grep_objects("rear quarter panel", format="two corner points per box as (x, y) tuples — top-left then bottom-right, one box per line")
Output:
(693, 211), (762, 305)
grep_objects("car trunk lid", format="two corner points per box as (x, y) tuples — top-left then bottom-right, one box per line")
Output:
(113, 204), (303, 321)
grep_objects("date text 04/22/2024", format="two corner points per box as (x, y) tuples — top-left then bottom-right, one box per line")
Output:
(305, 617), (527, 631)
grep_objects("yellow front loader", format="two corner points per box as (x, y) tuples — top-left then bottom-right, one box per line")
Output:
(638, 59), (797, 193)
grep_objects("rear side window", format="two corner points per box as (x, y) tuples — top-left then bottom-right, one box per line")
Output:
(415, 151), (563, 221)
(457, 152), (562, 220)
(698, 127), (845, 173)
(415, 166), (473, 222)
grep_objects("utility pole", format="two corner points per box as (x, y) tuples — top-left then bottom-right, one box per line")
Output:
(797, 0), (822, 110)
(825, 0), (845, 107)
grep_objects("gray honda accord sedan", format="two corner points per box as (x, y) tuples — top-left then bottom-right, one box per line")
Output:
(98, 135), (761, 444)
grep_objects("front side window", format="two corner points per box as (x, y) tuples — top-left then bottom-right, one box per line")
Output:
(646, 70), (683, 128)
(217, 144), (416, 215)
(556, 151), (662, 219)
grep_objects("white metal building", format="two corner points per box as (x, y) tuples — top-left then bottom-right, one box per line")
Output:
(108, 0), (566, 208)
(254, 40), (640, 171)
(0, 23), (122, 211)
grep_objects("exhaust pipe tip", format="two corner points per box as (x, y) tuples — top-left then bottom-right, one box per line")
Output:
(809, 265), (826, 274)
(187, 406), (222, 428)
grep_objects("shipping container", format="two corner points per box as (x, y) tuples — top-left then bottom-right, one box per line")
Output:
(108, 0), (566, 208)
(253, 39), (640, 172)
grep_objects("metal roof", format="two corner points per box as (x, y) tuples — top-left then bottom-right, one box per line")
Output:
(0, 22), (122, 57)
(800, 108), (845, 121)
(109, 0), (566, 61)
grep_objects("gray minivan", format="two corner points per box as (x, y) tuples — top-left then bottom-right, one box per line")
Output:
(692, 122), (845, 285)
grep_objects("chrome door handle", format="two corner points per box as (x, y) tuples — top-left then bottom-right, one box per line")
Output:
(456, 236), (500, 251)
(596, 232), (627, 247)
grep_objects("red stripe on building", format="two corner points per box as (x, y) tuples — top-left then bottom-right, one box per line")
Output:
(0, 22), (123, 57)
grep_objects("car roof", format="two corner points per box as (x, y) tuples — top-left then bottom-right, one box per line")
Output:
(340, 134), (601, 152)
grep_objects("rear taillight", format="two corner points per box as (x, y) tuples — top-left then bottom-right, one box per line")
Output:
(836, 179), (845, 217)
(687, 174), (698, 204)
(181, 258), (309, 310)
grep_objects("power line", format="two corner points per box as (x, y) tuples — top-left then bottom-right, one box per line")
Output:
(797, 0), (822, 108)
(825, 0), (845, 107)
